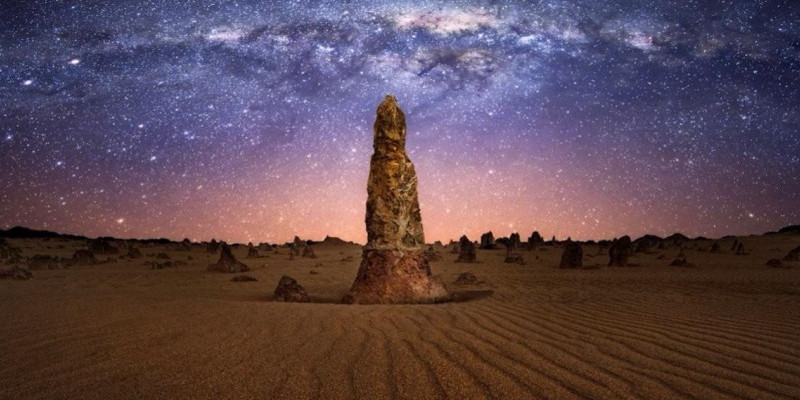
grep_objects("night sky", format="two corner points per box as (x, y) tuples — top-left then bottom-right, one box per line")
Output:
(2, 1), (799, 244)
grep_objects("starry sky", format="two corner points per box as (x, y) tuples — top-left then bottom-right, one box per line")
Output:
(1, 0), (799, 244)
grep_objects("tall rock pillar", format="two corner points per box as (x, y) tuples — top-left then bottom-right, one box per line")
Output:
(343, 95), (451, 304)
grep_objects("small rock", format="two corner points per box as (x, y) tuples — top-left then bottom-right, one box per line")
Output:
(0, 266), (33, 280)
(231, 275), (258, 282)
(669, 251), (696, 268)
(453, 272), (479, 285)
(782, 244), (800, 262)
(766, 258), (785, 268)
(273, 275), (310, 302)
(504, 253), (525, 265)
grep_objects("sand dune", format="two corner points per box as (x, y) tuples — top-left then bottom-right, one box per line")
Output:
(1, 236), (800, 399)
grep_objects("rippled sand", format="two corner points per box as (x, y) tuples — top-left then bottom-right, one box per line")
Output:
(2, 235), (799, 399)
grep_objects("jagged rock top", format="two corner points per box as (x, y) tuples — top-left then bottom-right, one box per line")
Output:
(373, 95), (407, 157)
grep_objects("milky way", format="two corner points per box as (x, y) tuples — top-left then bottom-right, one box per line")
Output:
(2, 1), (799, 243)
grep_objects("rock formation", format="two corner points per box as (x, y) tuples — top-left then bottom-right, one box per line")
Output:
(71, 249), (98, 266)
(559, 239), (583, 268)
(504, 253), (525, 265)
(274, 275), (310, 302)
(453, 272), (479, 285)
(710, 242), (721, 253)
(89, 239), (118, 254)
(0, 266), (33, 280)
(735, 242), (746, 255)
(126, 245), (143, 259)
(669, 250), (695, 267)
(231, 275), (258, 282)
(480, 232), (496, 249)
(208, 243), (249, 273)
(247, 243), (259, 258)
(289, 236), (317, 259)
(731, 239), (740, 252)
(608, 235), (632, 267)
(423, 244), (441, 262)
(342, 96), (450, 304)
(784, 244), (800, 262)
(0, 239), (21, 260)
(456, 235), (476, 263)
(449, 239), (460, 254)
(527, 231), (544, 250)
(766, 258), (785, 268)
(206, 239), (220, 254)
(507, 232), (521, 252)
(633, 234), (663, 253)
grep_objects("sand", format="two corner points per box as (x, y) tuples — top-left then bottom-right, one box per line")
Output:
(1, 235), (800, 399)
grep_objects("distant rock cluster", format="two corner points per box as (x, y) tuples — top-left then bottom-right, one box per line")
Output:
(289, 236), (317, 259)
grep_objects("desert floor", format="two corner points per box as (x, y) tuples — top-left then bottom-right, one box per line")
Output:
(2, 235), (800, 399)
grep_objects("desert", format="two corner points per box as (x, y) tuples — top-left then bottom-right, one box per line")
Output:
(2, 227), (800, 399)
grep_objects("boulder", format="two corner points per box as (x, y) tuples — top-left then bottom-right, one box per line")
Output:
(274, 275), (310, 302)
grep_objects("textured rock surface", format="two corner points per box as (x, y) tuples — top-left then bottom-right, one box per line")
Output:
(274, 275), (310, 302)
(344, 96), (450, 304)
(456, 235), (476, 263)
(207, 244), (249, 273)
(559, 240), (583, 268)
(608, 235), (632, 267)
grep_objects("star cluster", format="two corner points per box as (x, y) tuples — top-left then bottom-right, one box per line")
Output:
(1, 0), (799, 243)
